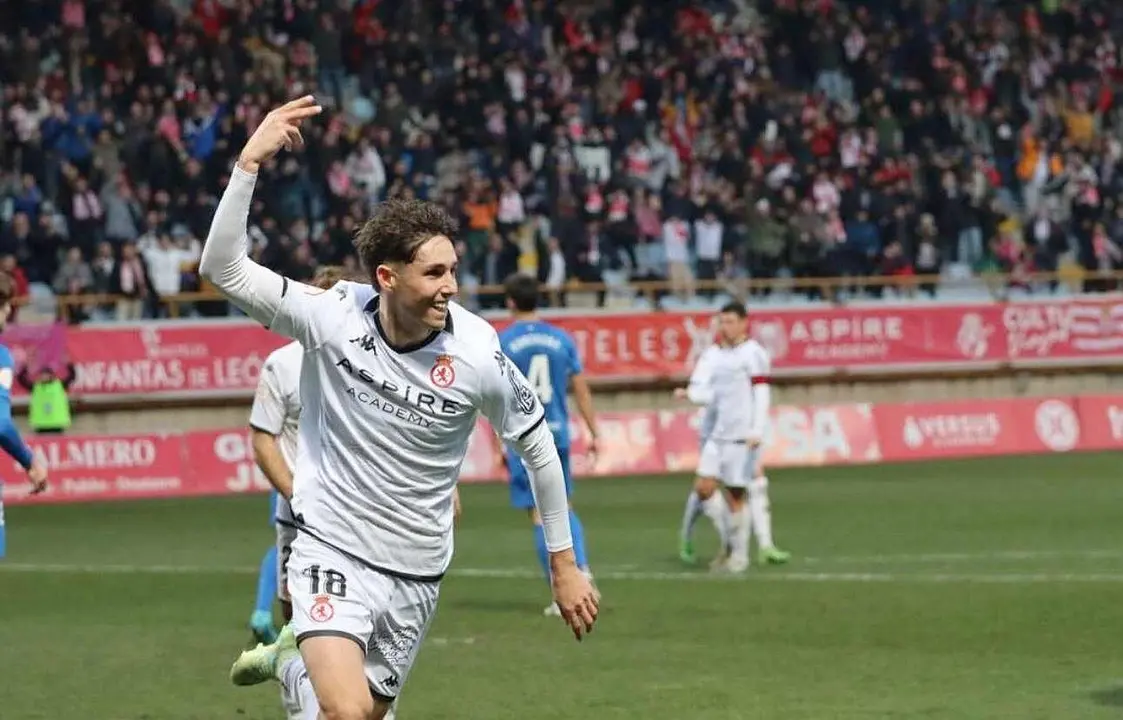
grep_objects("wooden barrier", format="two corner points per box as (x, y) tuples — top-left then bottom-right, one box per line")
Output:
(46, 268), (1123, 322)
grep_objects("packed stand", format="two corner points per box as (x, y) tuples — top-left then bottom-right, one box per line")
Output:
(2, 0), (1123, 322)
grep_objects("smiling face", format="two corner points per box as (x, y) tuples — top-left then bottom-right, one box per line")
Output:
(376, 234), (459, 331)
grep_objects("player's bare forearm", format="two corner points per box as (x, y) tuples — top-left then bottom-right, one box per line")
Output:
(571, 374), (599, 443)
(252, 429), (294, 499)
(547, 546), (578, 571)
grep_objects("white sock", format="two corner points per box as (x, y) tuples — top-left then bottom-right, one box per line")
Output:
(279, 655), (320, 720)
(729, 503), (752, 564)
(680, 489), (704, 542)
(701, 493), (730, 549)
(750, 476), (773, 549)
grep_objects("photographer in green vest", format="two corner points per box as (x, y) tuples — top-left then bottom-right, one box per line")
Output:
(18, 363), (76, 434)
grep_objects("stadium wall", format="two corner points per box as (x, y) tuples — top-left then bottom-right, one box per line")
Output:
(34, 366), (1123, 437)
(7, 294), (1123, 435)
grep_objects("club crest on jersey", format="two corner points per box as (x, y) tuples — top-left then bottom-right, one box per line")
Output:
(310, 594), (335, 622)
(429, 354), (456, 388)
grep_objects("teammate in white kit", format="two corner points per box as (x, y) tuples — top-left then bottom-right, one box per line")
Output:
(675, 302), (789, 572)
(201, 97), (597, 720)
(248, 266), (346, 635)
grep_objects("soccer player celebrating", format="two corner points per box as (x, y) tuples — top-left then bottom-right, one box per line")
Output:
(0, 273), (48, 556)
(497, 273), (599, 616)
(674, 302), (788, 572)
(201, 96), (597, 720)
(248, 265), (349, 645)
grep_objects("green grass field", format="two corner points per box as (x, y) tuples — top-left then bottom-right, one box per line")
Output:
(2, 453), (1123, 719)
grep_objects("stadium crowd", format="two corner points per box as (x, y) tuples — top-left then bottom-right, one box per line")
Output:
(2, 0), (1123, 321)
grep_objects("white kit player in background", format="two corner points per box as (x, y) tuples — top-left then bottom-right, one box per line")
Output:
(675, 352), (732, 567)
(248, 266), (342, 719)
(200, 97), (597, 720)
(674, 301), (789, 572)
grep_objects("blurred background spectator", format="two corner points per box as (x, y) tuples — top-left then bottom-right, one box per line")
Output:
(3, 0), (1123, 322)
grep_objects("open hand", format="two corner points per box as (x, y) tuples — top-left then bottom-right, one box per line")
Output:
(27, 461), (47, 495)
(237, 96), (323, 174)
(550, 550), (599, 641)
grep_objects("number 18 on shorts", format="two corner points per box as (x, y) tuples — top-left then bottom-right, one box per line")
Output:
(288, 534), (441, 699)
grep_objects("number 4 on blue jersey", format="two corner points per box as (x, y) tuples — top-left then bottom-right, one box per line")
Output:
(498, 320), (582, 451)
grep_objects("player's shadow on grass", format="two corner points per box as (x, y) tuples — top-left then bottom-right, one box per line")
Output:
(1089, 686), (1123, 708)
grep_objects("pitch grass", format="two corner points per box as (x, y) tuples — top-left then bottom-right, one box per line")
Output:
(2, 452), (1123, 719)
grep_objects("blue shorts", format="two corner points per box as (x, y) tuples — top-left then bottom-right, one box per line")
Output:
(507, 448), (574, 510)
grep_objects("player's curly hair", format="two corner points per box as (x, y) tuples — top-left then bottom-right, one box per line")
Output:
(353, 198), (459, 287)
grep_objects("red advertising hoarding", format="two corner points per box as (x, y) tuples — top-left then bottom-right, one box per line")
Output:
(7, 394), (1118, 506)
(36, 296), (1121, 402)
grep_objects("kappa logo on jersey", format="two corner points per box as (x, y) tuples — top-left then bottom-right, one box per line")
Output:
(310, 595), (335, 622)
(495, 351), (537, 416)
(334, 284), (348, 301)
(429, 354), (456, 388)
(349, 334), (378, 354)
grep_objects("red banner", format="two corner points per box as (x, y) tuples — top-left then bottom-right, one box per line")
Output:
(21, 295), (1123, 401)
(65, 322), (287, 399)
(493, 305), (1013, 378)
(872, 397), (1083, 461)
(1000, 298), (1123, 364)
(4, 393), (1121, 506)
(1073, 395), (1123, 450)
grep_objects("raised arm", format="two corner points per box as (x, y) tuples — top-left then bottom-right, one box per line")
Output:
(199, 97), (329, 344)
(198, 165), (286, 327)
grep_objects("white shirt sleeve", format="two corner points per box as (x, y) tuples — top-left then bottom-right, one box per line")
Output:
(477, 335), (545, 443)
(199, 165), (347, 349)
(249, 360), (287, 435)
(685, 346), (716, 406)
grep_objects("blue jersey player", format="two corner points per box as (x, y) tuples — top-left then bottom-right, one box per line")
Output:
(0, 275), (49, 557)
(497, 273), (598, 615)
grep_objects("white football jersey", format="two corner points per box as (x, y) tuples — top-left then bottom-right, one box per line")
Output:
(688, 338), (771, 442)
(249, 340), (303, 524)
(268, 280), (544, 579)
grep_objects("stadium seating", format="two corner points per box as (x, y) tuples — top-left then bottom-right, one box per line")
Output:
(1, 0), (1121, 322)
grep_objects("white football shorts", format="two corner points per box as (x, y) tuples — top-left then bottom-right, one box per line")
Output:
(697, 439), (750, 489)
(288, 532), (440, 700)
